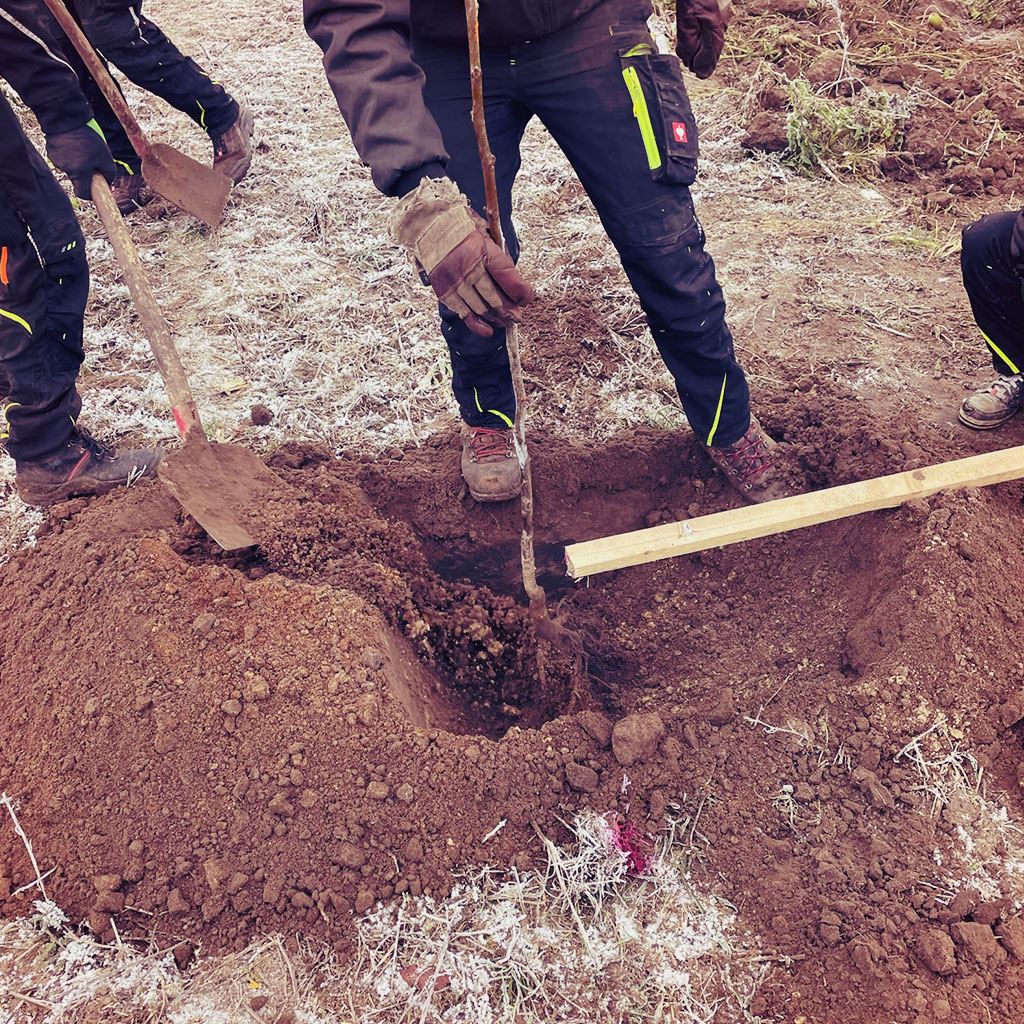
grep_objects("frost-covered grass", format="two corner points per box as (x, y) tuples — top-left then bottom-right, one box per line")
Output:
(896, 718), (1024, 907)
(0, 812), (767, 1024)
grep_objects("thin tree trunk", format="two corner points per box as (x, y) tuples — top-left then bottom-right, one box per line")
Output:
(463, 0), (549, 623)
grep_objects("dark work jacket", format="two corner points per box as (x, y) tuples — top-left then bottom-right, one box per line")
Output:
(304, 0), (649, 195)
(408, 0), (610, 44)
(1012, 209), (1024, 273)
(0, 0), (94, 136)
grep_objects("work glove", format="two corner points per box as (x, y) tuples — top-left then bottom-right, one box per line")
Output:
(390, 177), (535, 337)
(676, 0), (733, 79)
(45, 119), (116, 201)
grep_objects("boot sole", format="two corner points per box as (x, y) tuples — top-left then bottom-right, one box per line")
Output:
(467, 482), (523, 503)
(958, 405), (1020, 430)
(16, 479), (120, 507)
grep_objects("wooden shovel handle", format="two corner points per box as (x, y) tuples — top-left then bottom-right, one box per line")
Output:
(90, 173), (202, 439)
(41, 0), (151, 161)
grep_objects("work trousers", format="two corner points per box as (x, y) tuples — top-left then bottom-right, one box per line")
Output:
(0, 95), (85, 462)
(414, 4), (750, 445)
(59, 0), (237, 175)
(961, 211), (1024, 376)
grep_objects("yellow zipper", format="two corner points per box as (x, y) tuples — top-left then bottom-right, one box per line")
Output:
(622, 66), (662, 172)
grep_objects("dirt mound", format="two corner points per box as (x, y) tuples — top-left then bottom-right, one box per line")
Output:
(731, 0), (1024, 200)
(3, 375), (1024, 1021)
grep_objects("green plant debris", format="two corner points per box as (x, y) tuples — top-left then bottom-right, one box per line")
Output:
(784, 79), (913, 178)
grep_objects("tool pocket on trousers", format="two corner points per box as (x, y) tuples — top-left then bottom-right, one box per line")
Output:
(620, 46), (700, 186)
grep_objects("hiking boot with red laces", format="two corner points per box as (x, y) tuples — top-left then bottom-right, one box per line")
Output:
(210, 100), (254, 184)
(15, 430), (162, 506)
(705, 415), (788, 503)
(460, 424), (522, 502)
(958, 374), (1024, 430)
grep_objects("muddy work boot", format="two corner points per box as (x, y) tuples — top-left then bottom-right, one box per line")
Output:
(460, 425), (522, 502)
(705, 415), (788, 503)
(958, 374), (1024, 430)
(110, 170), (155, 214)
(210, 100), (254, 184)
(15, 430), (162, 506)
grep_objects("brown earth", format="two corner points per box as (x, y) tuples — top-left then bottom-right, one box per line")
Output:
(5, 343), (1024, 1023)
(3, 2), (1024, 1023)
(732, 0), (1024, 199)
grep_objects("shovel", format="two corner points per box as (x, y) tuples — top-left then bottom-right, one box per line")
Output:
(42, 0), (232, 227)
(91, 172), (284, 550)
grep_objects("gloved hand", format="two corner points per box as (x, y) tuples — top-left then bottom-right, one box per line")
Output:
(45, 119), (116, 200)
(676, 0), (733, 79)
(390, 177), (535, 337)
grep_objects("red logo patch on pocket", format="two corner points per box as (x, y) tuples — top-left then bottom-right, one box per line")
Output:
(672, 121), (689, 143)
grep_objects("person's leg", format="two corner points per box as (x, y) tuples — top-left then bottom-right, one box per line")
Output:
(416, 41), (531, 432)
(513, 13), (751, 448)
(0, 102), (86, 463)
(414, 43), (533, 501)
(961, 211), (1024, 374)
(0, 95), (161, 503)
(505, 13), (783, 501)
(48, 2), (150, 211)
(75, 0), (253, 182)
(48, 1), (140, 175)
(76, 0), (238, 133)
(958, 211), (1024, 429)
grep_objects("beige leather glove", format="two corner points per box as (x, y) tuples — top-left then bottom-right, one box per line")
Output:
(391, 177), (535, 337)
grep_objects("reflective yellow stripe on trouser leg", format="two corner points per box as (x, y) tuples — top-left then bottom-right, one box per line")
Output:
(981, 330), (1021, 375)
(705, 375), (728, 447)
(473, 388), (514, 429)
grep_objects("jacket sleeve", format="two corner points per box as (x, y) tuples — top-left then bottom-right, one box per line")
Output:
(303, 0), (449, 196)
(0, 1), (95, 136)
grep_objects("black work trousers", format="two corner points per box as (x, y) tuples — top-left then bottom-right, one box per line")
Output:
(59, 0), (237, 175)
(0, 95), (86, 462)
(415, 4), (750, 446)
(961, 211), (1024, 376)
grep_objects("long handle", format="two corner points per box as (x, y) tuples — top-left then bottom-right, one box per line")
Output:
(565, 445), (1024, 577)
(41, 0), (151, 161)
(90, 173), (202, 438)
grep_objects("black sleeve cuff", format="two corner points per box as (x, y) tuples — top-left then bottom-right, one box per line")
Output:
(391, 161), (447, 198)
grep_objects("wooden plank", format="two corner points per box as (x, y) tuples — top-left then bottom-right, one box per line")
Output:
(564, 443), (1024, 578)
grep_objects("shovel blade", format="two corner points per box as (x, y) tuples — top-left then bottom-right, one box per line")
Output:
(158, 437), (288, 551)
(143, 143), (232, 227)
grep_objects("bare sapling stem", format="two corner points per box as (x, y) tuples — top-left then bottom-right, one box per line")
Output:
(464, 0), (549, 624)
